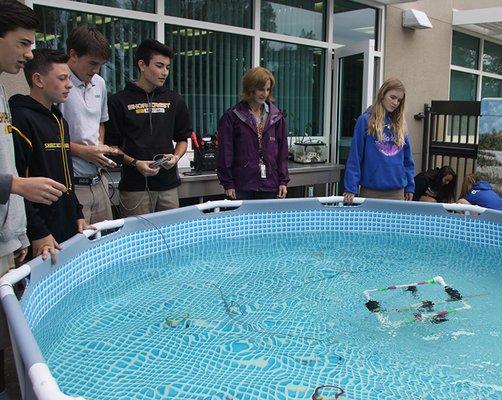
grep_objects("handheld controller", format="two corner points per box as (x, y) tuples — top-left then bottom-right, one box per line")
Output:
(150, 155), (173, 168)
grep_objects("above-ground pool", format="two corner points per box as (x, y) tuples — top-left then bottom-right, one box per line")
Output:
(1, 198), (501, 400)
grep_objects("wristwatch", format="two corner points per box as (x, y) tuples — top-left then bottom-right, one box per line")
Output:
(131, 158), (138, 167)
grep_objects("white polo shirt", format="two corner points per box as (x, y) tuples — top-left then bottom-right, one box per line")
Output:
(60, 72), (109, 177)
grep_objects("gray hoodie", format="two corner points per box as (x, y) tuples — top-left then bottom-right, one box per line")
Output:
(0, 84), (29, 259)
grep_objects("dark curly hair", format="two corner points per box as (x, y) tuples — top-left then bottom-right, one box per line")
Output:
(423, 166), (457, 203)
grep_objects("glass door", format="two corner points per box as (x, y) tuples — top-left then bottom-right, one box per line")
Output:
(331, 40), (379, 193)
(333, 39), (376, 163)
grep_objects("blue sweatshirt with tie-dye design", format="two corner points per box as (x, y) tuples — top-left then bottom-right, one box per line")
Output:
(344, 110), (415, 195)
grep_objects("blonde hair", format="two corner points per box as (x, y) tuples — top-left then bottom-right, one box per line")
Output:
(241, 67), (275, 103)
(368, 78), (407, 147)
(460, 173), (478, 199)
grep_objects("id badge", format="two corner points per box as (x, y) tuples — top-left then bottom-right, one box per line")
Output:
(259, 162), (266, 179)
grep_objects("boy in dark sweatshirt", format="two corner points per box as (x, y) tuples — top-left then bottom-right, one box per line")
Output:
(105, 39), (191, 217)
(10, 49), (86, 263)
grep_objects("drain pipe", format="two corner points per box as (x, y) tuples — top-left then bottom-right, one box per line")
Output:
(0, 266), (85, 400)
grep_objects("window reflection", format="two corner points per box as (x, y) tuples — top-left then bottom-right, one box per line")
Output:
(482, 77), (502, 98)
(333, 0), (377, 49)
(68, 0), (154, 13)
(450, 70), (477, 101)
(452, 31), (479, 70)
(261, 39), (325, 137)
(166, 25), (252, 136)
(34, 5), (155, 94)
(483, 41), (502, 75)
(166, 0), (252, 28)
(261, 0), (326, 41)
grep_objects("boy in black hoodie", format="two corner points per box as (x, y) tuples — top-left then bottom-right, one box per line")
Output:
(11, 49), (86, 263)
(105, 39), (191, 217)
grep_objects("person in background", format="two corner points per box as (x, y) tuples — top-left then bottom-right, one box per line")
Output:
(413, 166), (457, 203)
(61, 24), (116, 224)
(343, 78), (415, 203)
(0, 2), (65, 396)
(105, 39), (191, 217)
(217, 66), (289, 200)
(11, 49), (88, 263)
(457, 173), (502, 211)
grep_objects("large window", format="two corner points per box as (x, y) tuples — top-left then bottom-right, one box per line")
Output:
(67, 0), (154, 13)
(165, 26), (252, 136)
(450, 70), (477, 101)
(483, 40), (502, 74)
(482, 77), (502, 98)
(29, 0), (382, 143)
(333, 0), (378, 50)
(166, 0), (252, 28)
(450, 31), (502, 101)
(34, 5), (154, 94)
(261, 40), (325, 137)
(261, 0), (326, 41)
(452, 31), (479, 69)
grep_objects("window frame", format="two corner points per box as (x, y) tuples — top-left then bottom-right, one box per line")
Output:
(27, 0), (384, 140)
(450, 28), (502, 101)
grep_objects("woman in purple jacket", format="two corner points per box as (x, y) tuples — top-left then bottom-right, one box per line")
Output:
(217, 67), (289, 200)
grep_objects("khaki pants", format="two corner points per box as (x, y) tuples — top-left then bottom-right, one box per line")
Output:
(1, 254), (14, 350)
(119, 188), (179, 217)
(360, 187), (404, 201)
(75, 175), (114, 224)
(0, 254), (13, 278)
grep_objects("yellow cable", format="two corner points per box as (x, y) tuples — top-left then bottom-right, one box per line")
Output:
(52, 114), (72, 191)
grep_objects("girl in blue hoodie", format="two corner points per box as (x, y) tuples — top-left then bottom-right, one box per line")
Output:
(343, 78), (415, 203)
(458, 173), (502, 211)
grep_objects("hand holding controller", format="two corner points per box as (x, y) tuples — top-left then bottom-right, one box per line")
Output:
(150, 154), (175, 169)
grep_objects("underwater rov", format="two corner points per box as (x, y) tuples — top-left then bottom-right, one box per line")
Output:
(363, 276), (471, 327)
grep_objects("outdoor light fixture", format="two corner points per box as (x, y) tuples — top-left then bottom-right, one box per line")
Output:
(402, 9), (433, 30)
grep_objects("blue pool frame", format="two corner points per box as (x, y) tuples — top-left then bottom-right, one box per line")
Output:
(1, 197), (501, 400)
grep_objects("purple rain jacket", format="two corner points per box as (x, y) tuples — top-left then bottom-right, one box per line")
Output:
(217, 101), (289, 192)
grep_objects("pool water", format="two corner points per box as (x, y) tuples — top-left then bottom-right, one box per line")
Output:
(33, 232), (502, 399)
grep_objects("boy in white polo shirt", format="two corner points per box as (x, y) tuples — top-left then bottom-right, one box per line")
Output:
(60, 25), (116, 224)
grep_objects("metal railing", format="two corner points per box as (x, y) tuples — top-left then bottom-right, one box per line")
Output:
(419, 100), (481, 196)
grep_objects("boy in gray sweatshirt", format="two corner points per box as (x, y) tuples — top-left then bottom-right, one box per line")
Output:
(0, 0), (66, 395)
(0, 1), (67, 272)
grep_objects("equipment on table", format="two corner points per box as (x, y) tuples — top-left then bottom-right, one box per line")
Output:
(190, 132), (217, 172)
(292, 139), (327, 164)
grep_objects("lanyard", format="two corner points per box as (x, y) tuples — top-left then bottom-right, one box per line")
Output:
(251, 107), (268, 179)
(252, 109), (267, 158)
